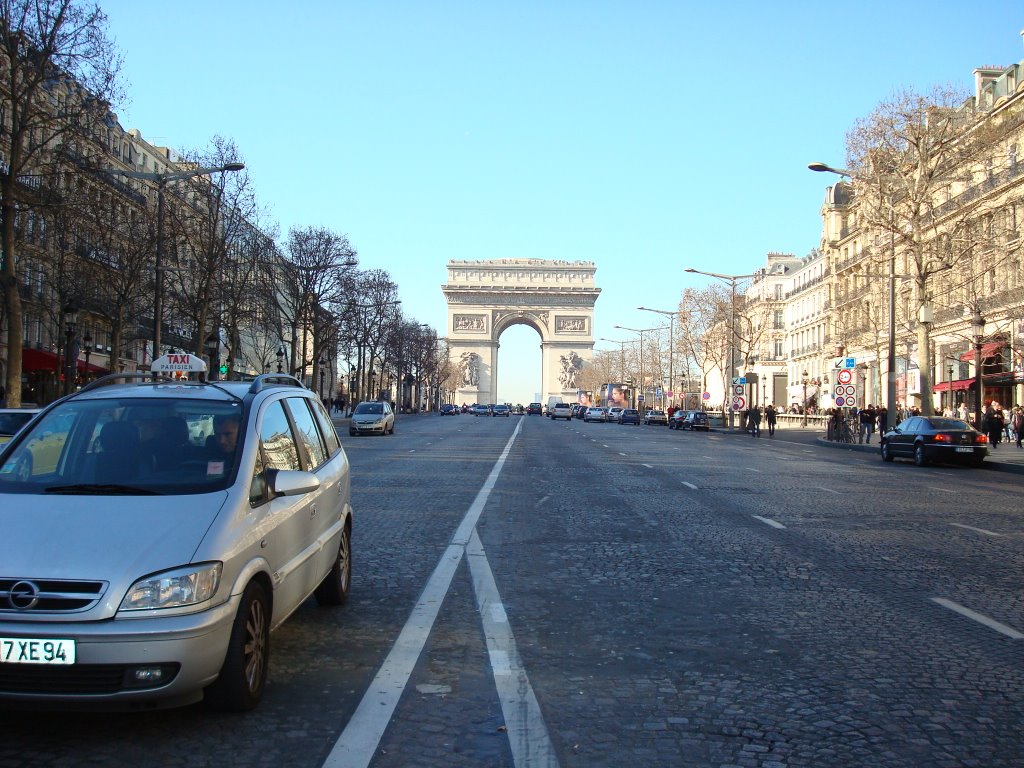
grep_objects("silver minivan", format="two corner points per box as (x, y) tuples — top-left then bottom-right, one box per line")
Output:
(0, 373), (353, 711)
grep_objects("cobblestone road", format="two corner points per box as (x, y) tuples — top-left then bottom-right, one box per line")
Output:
(2, 414), (1022, 767)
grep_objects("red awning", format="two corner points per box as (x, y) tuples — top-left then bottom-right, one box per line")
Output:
(933, 378), (975, 393)
(960, 341), (1005, 362)
(19, 347), (108, 374)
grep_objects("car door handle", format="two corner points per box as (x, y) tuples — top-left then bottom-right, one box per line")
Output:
(310, 505), (317, 518)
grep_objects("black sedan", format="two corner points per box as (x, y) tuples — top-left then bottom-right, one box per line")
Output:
(880, 416), (989, 467)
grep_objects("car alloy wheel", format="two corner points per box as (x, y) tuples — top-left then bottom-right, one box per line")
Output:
(881, 442), (894, 462)
(206, 580), (270, 711)
(315, 523), (352, 606)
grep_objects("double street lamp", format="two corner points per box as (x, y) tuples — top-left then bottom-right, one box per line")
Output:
(684, 268), (758, 428)
(637, 306), (677, 410)
(613, 324), (668, 412)
(109, 162), (244, 359)
(62, 301), (79, 396)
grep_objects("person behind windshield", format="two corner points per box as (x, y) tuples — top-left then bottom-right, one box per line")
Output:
(206, 414), (241, 461)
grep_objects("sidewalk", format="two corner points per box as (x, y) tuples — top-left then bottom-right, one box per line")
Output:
(710, 422), (1024, 476)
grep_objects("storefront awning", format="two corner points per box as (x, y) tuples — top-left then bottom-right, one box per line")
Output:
(932, 378), (974, 393)
(20, 347), (108, 374)
(960, 341), (1005, 362)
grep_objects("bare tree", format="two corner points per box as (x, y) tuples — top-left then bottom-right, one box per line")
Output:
(844, 85), (994, 415)
(0, 0), (123, 405)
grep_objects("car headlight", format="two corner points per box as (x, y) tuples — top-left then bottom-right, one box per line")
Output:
(120, 563), (223, 611)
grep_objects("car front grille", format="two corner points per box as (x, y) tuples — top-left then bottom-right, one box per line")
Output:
(0, 578), (107, 614)
(0, 663), (180, 694)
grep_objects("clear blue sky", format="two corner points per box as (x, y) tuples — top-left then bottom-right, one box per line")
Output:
(100, 1), (1024, 404)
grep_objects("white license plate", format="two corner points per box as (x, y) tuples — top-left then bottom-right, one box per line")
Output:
(955, 446), (974, 453)
(0, 637), (76, 665)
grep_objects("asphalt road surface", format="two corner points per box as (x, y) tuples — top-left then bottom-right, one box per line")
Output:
(3, 413), (1023, 767)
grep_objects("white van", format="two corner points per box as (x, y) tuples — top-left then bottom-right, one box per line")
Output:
(546, 396), (564, 417)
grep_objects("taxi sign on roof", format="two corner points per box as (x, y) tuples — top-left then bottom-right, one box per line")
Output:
(151, 353), (208, 373)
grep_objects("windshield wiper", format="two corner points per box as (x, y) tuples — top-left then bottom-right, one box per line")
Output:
(44, 483), (160, 496)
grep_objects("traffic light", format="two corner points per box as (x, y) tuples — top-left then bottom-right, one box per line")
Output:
(219, 363), (228, 375)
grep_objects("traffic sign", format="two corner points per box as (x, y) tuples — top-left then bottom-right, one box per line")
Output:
(637, 395), (644, 402)
(837, 369), (853, 385)
(732, 377), (747, 385)
(702, 392), (711, 400)
(731, 396), (746, 411)
(733, 385), (744, 395)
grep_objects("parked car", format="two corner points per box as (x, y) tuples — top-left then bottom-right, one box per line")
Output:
(0, 407), (41, 446)
(671, 410), (710, 431)
(643, 409), (668, 426)
(492, 404), (511, 417)
(550, 402), (573, 420)
(619, 408), (641, 425)
(880, 416), (989, 467)
(0, 372), (353, 711)
(584, 407), (607, 423)
(527, 403), (542, 415)
(349, 400), (395, 435)
(606, 407), (624, 423)
(440, 404), (458, 416)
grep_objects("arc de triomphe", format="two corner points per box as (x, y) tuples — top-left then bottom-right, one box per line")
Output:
(442, 259), (600, 405)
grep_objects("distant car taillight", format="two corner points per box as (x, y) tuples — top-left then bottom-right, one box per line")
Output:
(976, 434), (989, 444)
(933, 433), (954, 443)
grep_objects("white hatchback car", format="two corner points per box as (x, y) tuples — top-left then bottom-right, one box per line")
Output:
(349, 400), (395, 435)
(0, 373), (353, 711)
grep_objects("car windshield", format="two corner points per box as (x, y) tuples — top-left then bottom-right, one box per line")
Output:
(0, 398), (244, 495)
(355, 402), (384, 415)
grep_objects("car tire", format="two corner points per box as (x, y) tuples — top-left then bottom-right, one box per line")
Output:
(971, 455), (986, 468)
(205, 580), (270, 712)
(314, 522), (352, 606)
(881, 442), (893, 462)
(913, 443), (928, 467)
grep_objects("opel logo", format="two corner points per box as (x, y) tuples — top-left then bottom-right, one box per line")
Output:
(8, 580), (40, 610)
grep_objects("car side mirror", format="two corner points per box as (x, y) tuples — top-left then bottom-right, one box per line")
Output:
(267, 468), (320, 498)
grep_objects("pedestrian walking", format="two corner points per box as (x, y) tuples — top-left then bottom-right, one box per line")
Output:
(957, 402), (968, 422)
(858, 404), (877, 444)
(765, 404), (777, 437)
(747, 405), (762, 437)
(1012, 406), (1024, 449)
(876, 405), (888, 434)
(983, 403), (1003, 449)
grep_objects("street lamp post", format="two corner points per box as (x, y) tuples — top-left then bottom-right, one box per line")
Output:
(809, 162), (899, 421)
(614, 324), (668, 415)
(82, 331), (93, 382)
(62, 302), (79, 396)
(972, 310), (986, 429)
(205, 333), (219, 382)
(276, 344), (285, 374)
(638, 306), (677, 410)
(108, 162), (244, 358)
(684, 268), (758, 428)
(318, 356), (326, 401)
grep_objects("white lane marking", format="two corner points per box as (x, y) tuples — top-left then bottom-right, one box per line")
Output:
(818, 487), (839, 494)
(746, 468), (761, 473)
(619, 452), (628, 456)
(950, 522), (1002, 537)
(682, 481), (698, 490)
(642, 463), (654, 468)
(752, 515), (786, 529)
(535, 495), (550, 508)
(930, 598), (1024, 640)
(324, 420), (525, 768)
(468, 529), (559, 767)
(702, 456), (713, 460)
(602, 444), (609, 448)
(935, 487), (954, 493)
(409, 450), (416, 453)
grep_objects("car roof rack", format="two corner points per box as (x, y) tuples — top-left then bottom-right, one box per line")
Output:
(76, 372), (246, 404)
(247, 373), (305, 394)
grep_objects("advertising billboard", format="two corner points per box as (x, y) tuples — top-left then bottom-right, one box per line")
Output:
(599, 383), (629, 409)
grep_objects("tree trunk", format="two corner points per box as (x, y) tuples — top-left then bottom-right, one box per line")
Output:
(1, 189), (24, 407)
